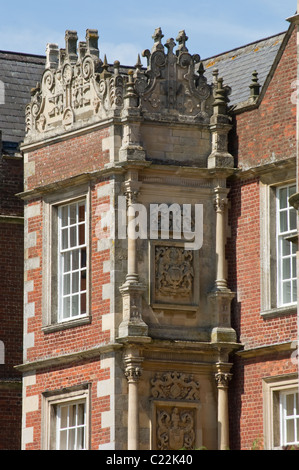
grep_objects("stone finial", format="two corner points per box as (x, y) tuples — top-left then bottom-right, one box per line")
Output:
(114, 60), (120, 75)
(65, 30), (78, 63)
(176, 30), (189, 54)
(213, 77), (229, 115)
(249, 70), (261, 99)
(86, 29), (99, 58)
(45, 43), (59, 69)
(165, 37), (176, 56)
(100, 54), (111, 79)
(152, 27), (164, 52)
(212, 68), (219, 85)
(78, 41), (87, 60)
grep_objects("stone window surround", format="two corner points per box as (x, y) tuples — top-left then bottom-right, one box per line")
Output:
(42, 383), (91, 450)
(263, 373), (298, 450)
(41, 183), (91, 333)
(260, 169), (297, 318)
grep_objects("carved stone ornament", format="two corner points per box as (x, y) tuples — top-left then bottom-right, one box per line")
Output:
(154, 246), (194, 301)
(156, 406), (196, 450)
(25, 29), (125, 140)
(136, 28), (212, 122)
(151, 371), (200, 401)
(24, 27), (227, 143)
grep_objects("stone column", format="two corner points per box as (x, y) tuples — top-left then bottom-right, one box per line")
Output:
(214, 186), (229, 291)
(124, 350), (143, 450)
(209, 186), (237, 343)
(215, 366), (232, 450)
(118, 169), (148, 338)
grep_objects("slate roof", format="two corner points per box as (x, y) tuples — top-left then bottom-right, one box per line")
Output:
(202, 31), (287, 108)
(0, 51), (45, 154)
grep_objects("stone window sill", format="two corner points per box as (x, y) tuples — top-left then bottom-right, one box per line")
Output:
(261, 306), (297, 319)
(42, 315), (92, 334)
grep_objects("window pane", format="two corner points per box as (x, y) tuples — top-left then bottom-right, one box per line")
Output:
(286, 394), (294, 416)
(61, 206), (69, 227)
(63, 274), (70, 295)
(81, 248), (86, 269)
(287, 419), (295, 443)
(72, 295), (79, 316)
(59, 430), (67, 450)
(296, 393), (299, 413)
(77, 403), (85, 425)
(69, 203), (77, 225)
(79, 224), (85, 245)
(81, 293), (86, 315)
(280, 211), (288, 233)
(70, 226), (77, 248)
(61, 228), (68, 250)
(78, 203), (85, 223)
(63, 297), (70, 319)
(69, 428), (76, 450)
(282, 281), (292, 304)
(282, 238), (291, 256)
(72, 250), (79, 270)
(64, 251), (71, 272)
(279, 188), (288, 209)
(290, 209), (297, 232)
(60, 405), (68, 429)
(72, 272), (79, 293)
(77, 427), (85, 450)
(283, 258), (291, 280)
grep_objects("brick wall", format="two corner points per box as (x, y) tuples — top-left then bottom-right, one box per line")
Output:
(227, 26), (298, 450)
(230, 28), (297, 169)
(22, 124), (116, 449)
(0, 153), (24, 450)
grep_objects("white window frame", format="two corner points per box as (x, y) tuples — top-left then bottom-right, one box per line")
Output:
(42, 385), (90, 450)
(58, 199), (87, 323)
(263, 375), (299, 449)
(276, 183), (297, 308)
(42, 184), (91, 331)
(56, 399), (87, 450)
(280, 389), (299, 447)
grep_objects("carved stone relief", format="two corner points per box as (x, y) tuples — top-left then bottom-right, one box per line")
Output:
(151, 371), (200, 401)
(151, 372), (201, 450)
(156, 406), (196, 450)
(153, 245), (195, 306)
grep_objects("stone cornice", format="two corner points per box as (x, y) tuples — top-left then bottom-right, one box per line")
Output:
(236, 341), (296, 359)
(15, 343), (123, 373)
(230, 156), (296, 181)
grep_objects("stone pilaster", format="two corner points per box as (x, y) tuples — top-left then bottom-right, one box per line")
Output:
(215, 364), (232, 450)
(118, 170), (148, 338)
(209, 186), (236, 343)
(123, 348), (143, 450)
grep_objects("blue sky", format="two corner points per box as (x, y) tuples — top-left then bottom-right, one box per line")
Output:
(0, 0), (297, 65)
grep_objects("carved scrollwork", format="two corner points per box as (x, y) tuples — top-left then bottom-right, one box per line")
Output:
(151, 371), (200, 401)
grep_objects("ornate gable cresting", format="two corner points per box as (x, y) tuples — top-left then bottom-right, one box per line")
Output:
(25, 29), (126, 142)
(24, 27), (232, 167)
(135, 28), (212, 122)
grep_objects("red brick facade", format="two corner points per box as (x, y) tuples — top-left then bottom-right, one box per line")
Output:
(227, 26), (298, 450)
(1, 19), (299, 452)
(0, 155), (24, 450)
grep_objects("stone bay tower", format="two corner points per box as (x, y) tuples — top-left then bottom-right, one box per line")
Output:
(19, 27), (250, 450)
